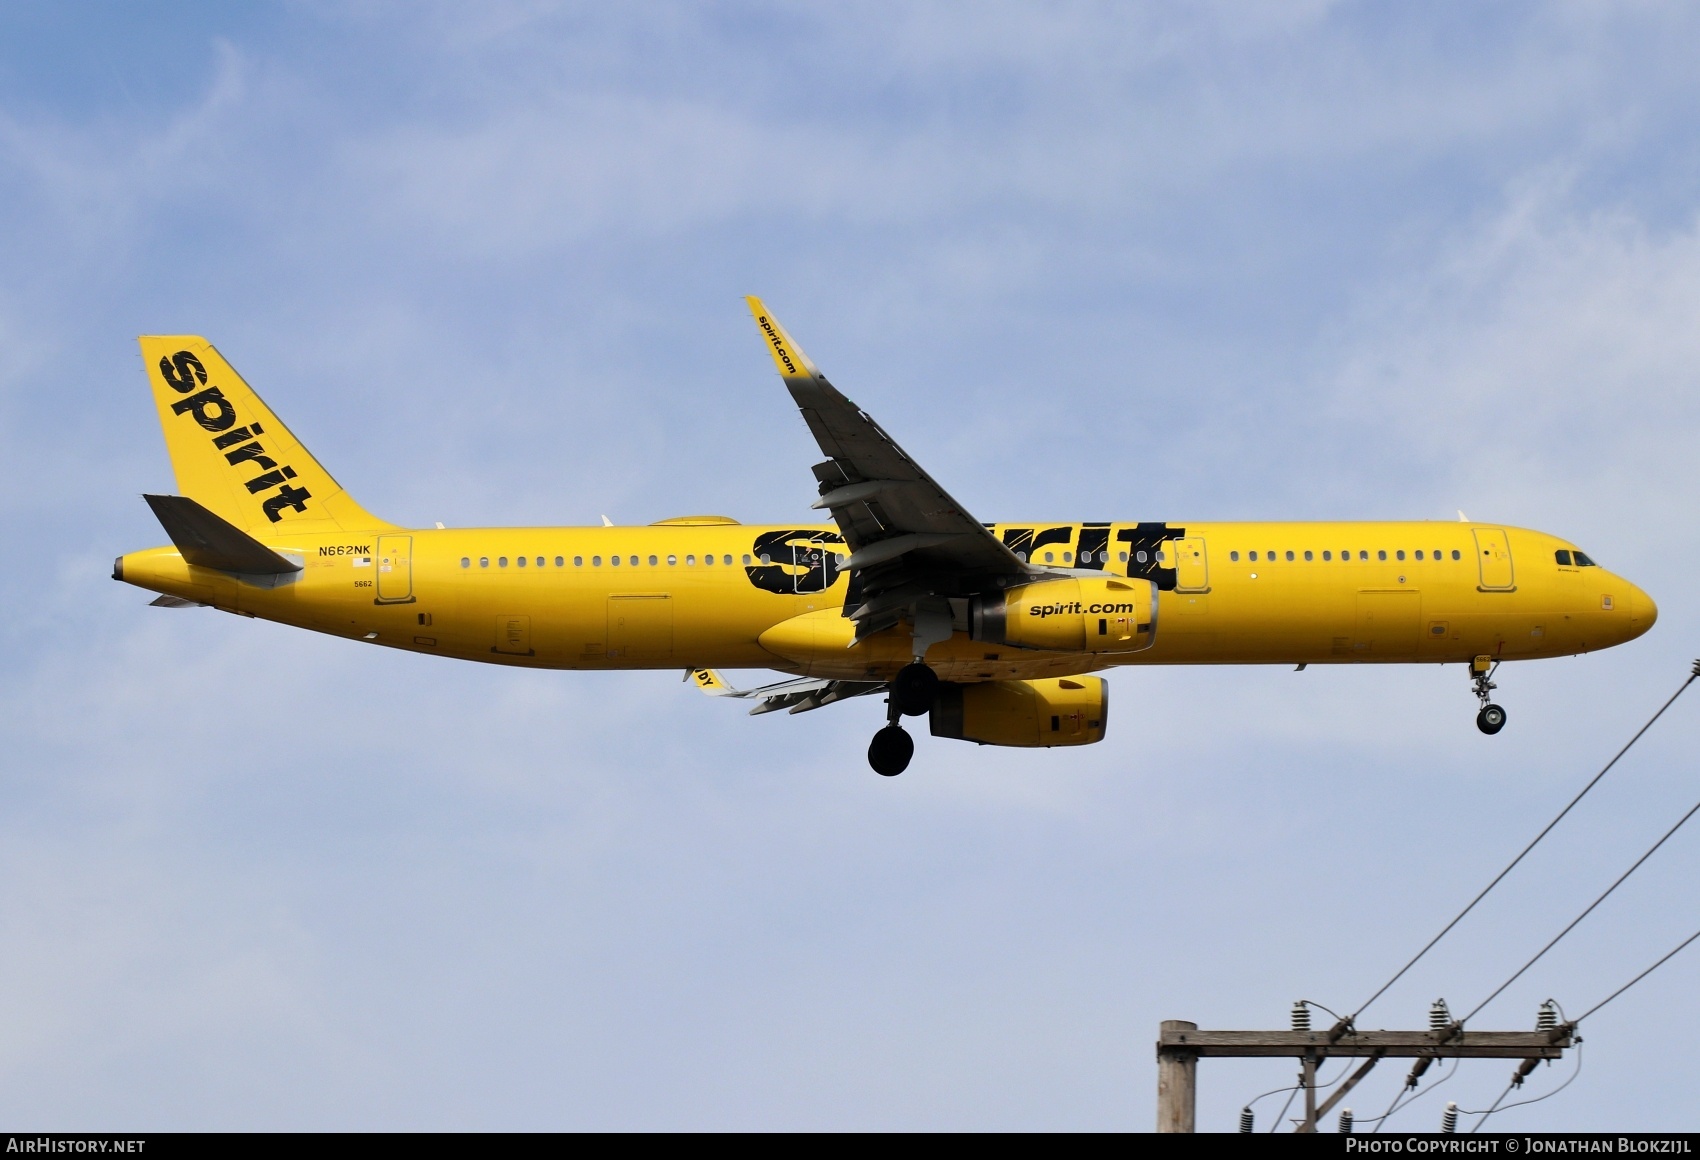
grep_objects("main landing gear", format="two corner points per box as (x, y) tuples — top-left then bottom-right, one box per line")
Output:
(1471, 656), (1507, 735)
(867, 662), (939, 776)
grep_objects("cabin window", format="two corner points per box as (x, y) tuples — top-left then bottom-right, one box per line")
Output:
(554, 556), (563, 567)
(1137, 550), (1149, 563)
(629, 556), (638, 566)
(667, 554), (677, 565)
(649, 555), (658, 566)
(1230, 551), (1240, 562)
(1043, 552), (1054, 563)
(742, 554), (752, 565)
(1451, 549), (1461, 560)
(1434, 548), (1442, 558)
(1118, 550), (1128, 562)
(1304, 550), (1313, 561)
(1555, 549), (1572, 566)
(517, 556), (527, 567)
(610, 555), (620, 566)
(1156, 550), (1167, 563)
(1394, 550), (1404, 561)
(1062, 551), (1073, 562)
(685, 554), (695, 565)
(1322, 550), (1331, 561)
(460, 557), (470, 568)
(498, 557), (508, 567)
(723, 555), (732, 565)
(1248, 551), (1257, 562)
(591, 556), (601, 566)
(1267, 550), (1275, 561)
(480, 557), (489, 568)
(537, 557), (545, 567)
(1377, 550), (1387, 561)
(1286, 550), (1295, 561)
(1359, 551), (1369, 561)
(574, 556), (583, 567)
(1415, 550), (1424, 560)
(704, 554), (714, 566)
(760, 554), (771, 565)
(1575, 551), (1597, 566)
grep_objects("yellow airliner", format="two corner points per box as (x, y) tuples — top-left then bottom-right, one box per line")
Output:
(116, 298), (1657, 774)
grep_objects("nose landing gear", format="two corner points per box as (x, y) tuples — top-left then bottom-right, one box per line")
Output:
(867, 662), (939, 776)
(1471, 656), (1507, 735)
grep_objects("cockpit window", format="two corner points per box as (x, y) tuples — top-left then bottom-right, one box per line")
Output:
(1575, 551), (1597, 567)
(1555, 549), (1573, 566)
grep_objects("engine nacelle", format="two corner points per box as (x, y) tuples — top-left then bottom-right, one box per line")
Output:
(929, 677), (1108, 748)
(970, 577), (1156, 653)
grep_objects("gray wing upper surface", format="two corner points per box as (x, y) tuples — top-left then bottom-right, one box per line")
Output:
(745, 298), (1030, 638)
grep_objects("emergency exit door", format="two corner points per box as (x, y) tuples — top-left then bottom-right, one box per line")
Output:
(1172, 538), (1210, 593)
(375, 534), (414, 604)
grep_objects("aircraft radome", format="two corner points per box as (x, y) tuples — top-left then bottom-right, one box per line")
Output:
(116, 298), (1658, 775)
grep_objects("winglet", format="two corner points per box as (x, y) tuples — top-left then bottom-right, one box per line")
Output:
(689, 668), (740, 696)
(744, 297), (820, 381)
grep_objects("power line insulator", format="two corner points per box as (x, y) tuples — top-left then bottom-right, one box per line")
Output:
(1442, 1102), (1459, 1133)
(1405, 1056), (1434, 1089)
(1338, 1108), (1354, 1134)
(1537, 999), (1558, 1032)
(1291, 1001), (1311, 1031)
(1429, 998), (1452, 1031)
(1239, 1107), (1254, 1133)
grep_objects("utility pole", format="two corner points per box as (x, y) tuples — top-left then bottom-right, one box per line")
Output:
(1154, 1015), (1574, 1132)
(1156, 1020), (1198, 1132)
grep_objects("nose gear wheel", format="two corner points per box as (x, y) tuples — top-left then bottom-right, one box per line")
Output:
(1471, 659), (1506, 735)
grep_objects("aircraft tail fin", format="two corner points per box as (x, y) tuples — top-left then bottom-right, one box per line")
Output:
(139, 337), (396, 535)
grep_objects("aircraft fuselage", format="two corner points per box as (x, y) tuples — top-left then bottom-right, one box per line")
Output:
(116, 518), (1656, 683)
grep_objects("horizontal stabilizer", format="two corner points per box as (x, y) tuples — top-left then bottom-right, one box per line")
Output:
(148, 594), (207, 608)
(143, 494), (303, 575)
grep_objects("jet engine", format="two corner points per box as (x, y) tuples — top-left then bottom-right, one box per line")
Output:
(970, 577), (1156, 653)
(929, 676), (1108, 748)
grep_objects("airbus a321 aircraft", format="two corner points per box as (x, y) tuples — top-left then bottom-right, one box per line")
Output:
(116, 298), (1657, 775)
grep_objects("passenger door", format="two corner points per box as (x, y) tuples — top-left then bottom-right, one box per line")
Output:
(1472, 528), (1516, 591)
(375, 534), (414, 604)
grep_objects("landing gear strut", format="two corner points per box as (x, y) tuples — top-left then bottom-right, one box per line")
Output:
(1471, 656), (1507, 735)
(867, 663), (939, 776)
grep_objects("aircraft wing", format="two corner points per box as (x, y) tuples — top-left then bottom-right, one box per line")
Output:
(745, 297), (1031, 638)
(688, 667), (886, 716)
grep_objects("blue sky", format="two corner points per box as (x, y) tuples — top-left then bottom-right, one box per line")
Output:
(3, 1), (1700, 1130)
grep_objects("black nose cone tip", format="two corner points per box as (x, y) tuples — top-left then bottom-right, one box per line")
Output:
(112, 555), (124, 582)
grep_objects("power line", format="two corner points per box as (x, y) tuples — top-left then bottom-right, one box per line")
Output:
(1469, 1045), (1585, 1132)
(1350, 660), (1700, 1024)
(1577, 925), (1700, 1025)
(1463, 795), (1700, 1023)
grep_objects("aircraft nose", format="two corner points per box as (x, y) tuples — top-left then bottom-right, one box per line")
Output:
(1621, 580), (1657, 639)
